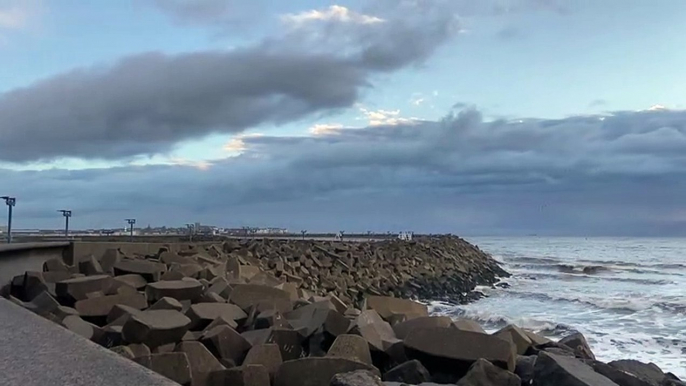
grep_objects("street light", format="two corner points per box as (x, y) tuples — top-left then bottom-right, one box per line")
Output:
(58, 210), (72, 238)
(301, 230), (307, 240)
(186, 223), (194, 242)
(2, 196), (16, 244)
(125, 219), (136, 241)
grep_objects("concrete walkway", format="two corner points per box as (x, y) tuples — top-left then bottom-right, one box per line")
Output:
(0, 299), (177, 386)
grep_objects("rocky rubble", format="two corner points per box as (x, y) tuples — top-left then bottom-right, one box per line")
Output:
(2, 236), (683, 386)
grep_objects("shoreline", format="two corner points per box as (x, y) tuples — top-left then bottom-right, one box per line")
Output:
(2, 237), (682, 385)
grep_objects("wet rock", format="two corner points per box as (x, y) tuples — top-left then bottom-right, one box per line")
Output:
(356, 310), (400, 352)
(456, 358), (520, 386)
(559, 332), (595, 360)
(146, 279), (204, 303)
(608, 360), (666, 386)
(404, 327), (516, 380)
(208, 364), (270, 386)
(274, 357), (380, 386)
(187, 303), (247, 330)
(331, 370), (385, 386)
(328, 334), (373, 366)
(452, 318), (486, 334)
(175, 341), (225, 386)
(515, 355), (536, 385)
(383, 360), (431, 384)
(591, 360), (655, 386)
(135, 352), (192, 386)
(392, 316), (452, 339)
(201, 325), (252, 364)
(523, 330), (551, 346)
(533, 351), (618, 386)
(494, 325), (533, 355)
(122, 309), (191, 348)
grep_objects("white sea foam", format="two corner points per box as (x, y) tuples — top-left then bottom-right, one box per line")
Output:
(431, 237), (686, 379)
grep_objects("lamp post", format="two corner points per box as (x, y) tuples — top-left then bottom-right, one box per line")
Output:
(186, 223), (194, 242)
(2, 196), (15, 244)
(301, 230), (307, 240)
(125, 219), (136, 241)
(58, 210), (72, 238)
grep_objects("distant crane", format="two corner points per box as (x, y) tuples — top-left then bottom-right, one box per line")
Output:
(1, 196), (16, 243)
(58, 210), (72, 238)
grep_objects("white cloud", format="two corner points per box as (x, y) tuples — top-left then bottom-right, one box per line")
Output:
(281, 5), (385, 27)
(309, 123), (343, 136)
(360, 108), (418, 126)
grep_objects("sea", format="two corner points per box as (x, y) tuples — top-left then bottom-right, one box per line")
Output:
(429, 237), (686, 378)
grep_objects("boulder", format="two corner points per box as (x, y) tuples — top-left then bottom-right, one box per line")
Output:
(229, 284), (293, 313)
(135, 352), (192, 386)
(201, 325), (252, 364)
(106, 304), (142, 324)
(383, 360), (431, 384)
(175, 341), (225, 386)
(122, 309), (191, 348)
(494, 325), (533, 355)
(366, 296), (428, 321)
(53, 305), (79, 321)
(24, 291), (60, 316)
(356, 310), (400, 352)
(608, 360), (665, 386)
(254, 309), (291, 330)
(111, 345), (135, 359)
(208, 365), (270, 386)
(524, 330), (551, 345)
(456, 358), (521, 386)
(392, 316), (452, 339)
(62, 315), (103, 341)
(55, 275), (112, 303)
(187, 303), (247, 330)
(515, 355), (536, 385)
(171, 263), (204, 278)
(559, 332), (595, 360)
(79, 256), (104, 276)
(99, 249), (122, 273)
(43, 257), (70, 272)
(146, 280), (204, 303)
(114, 259), (166, 282)
(591, 360), (655, 386)
(243, 344), (283, 381)
(128, 343), (151, 358)
(533, 351), (619, 386)
(404, 327), (516, 379)
(327, 334), (373, 366)
(201, 315), (239, 333)
(241, 328), (304, 361)
(274, 357), (380, 386)
(113, 274), (148, 290)
(160, 251), (195, 265)
(452, 319), (486, 334)
(74, 293), (147, 317)
(286, 302), (346, 338)
(331, 370), (385, 386)
(149, 296), (184, 311)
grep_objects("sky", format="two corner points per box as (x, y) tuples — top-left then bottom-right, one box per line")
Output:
(2, 0), (686, 236)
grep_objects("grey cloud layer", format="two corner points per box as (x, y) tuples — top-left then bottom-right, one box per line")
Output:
(5, 108), (686, 235)
(0, 0), (459, 163)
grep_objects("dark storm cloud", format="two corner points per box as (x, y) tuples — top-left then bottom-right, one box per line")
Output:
(0, 1), (459, 163)
(5, 108), (686, 235)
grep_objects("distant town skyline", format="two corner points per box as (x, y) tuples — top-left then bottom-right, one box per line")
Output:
(3, 1), (686, 236)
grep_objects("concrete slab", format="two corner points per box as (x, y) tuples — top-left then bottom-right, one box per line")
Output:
(0, 298), (177, 386)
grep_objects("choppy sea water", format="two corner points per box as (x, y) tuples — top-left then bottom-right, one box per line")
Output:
(429, 237), (686, 378)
